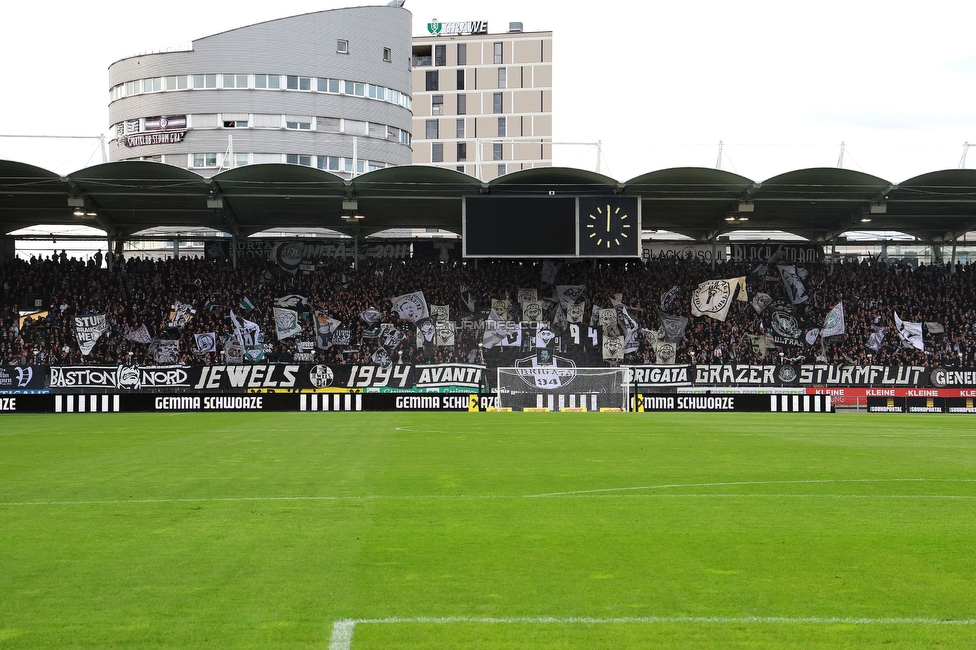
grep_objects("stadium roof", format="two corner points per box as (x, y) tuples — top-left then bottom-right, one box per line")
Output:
(2, 160), (976, 243)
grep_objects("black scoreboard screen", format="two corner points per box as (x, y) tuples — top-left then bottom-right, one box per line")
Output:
(462, 195), (641, 258)
(463, 197), (577, 257)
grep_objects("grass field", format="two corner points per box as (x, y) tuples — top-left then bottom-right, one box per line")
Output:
(2, 412), (976, 649)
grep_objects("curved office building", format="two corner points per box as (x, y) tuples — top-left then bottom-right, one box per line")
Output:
(108, 6), (413, 178)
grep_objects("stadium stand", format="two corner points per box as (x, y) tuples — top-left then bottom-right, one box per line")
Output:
(2, 252), (973, 369)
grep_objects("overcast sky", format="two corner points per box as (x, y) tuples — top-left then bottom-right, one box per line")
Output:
(2, 0), (976, 183)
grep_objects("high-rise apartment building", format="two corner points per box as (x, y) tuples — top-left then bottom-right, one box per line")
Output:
(411, 21), (552, 180)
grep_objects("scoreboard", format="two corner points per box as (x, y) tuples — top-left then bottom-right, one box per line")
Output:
(463, 195), (641, 258)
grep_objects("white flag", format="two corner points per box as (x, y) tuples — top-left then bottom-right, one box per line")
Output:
(690, 278), (741, 322)
(74, 314), (108, 356)
(274, 307), (302, 340)
(391, 291), (429, 323)
(194, 332), (217, 353)
(894, 313), (924, 350)
(556, 285), (585, 309)
(820, 302), (846, 338)
(778, 265), (809, 304)
(866, 326), (886, 351)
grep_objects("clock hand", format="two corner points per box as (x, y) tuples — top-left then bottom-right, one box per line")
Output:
(607, 205), (611, 232)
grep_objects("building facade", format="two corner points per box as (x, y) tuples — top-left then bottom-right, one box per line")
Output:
(411, 21), (552, 180)
(107, 6), (413, 179)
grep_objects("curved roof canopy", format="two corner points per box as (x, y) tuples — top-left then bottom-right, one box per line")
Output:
(3, 160), (976, 242)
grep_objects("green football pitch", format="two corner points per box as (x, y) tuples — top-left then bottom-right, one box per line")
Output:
(2, 411), (976, 649)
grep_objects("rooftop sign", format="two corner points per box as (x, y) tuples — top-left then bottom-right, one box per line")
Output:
(427, 20), (488, 36)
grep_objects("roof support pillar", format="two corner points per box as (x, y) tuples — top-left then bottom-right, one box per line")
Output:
(231, 236), (238, 269)
(830, 237), (837, 275)
(951, 243), (957, 273)
(0, 236), (15, 263)
(353, 231), (359, 271)
(711, 238), (716, 271)
(106, 235), (113, 272)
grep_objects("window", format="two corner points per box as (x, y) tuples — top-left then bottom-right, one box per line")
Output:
(125, 80), (141, 95)
(318, 117), (341, 133)
(425, 70), (439, 91)
(286, 154), (312, 166)
(456, 69), (465, 90)
(343, 158), (365, 173)
(454, 94), (465, 115)
(234, 154), (249, 167)
(426, 119), (439, 139)
(434, 44), (446, 66)
(493, 92), (503, 114)
(387, 126), (399, 141)
(493, 42), (503, 64)
(318, 156), (340, 171)
(457, 142), (467, 161)
(457, 43), (466, 65)
(456, 119), (465, 138)
(318, 77), (340, 93)
(383, 47), (392, 62)
(432, 95), (443, 115)
(431, 143), (444, 163)
(165, 76), (187, 90)
(286, 75), (311, 91)
(497, 68), (506, 89)
(493, 142), (503, 161)
(285, 118), (312, 130)
(498, 164), (507, 176)
(223, 120), (248, 128)
(255, 74), (280, 89)
(193, 74), (217, 89)
(337, 39), (349, 54)
(457, 166), (465, 173)
(222, 74), (247, 88)
(368, 84), (385, 99)
(191, 153), (220, 168)
(143, 77), (162, 92)
(344, 81), (365, 96)
(344, 120), (368, 136)
(498, 117), (506, 137)
(252, 114), (281, 128)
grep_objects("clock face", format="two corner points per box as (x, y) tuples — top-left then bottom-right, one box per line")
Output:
(578, 196), (640, 256)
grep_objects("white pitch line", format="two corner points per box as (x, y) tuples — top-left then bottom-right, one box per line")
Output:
(328, 615), (976, 650)
(525, 477), (976, 498)
(4, 478), (976, 507)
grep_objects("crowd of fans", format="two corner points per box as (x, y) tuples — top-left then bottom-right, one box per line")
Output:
(2, 249), (974, 369)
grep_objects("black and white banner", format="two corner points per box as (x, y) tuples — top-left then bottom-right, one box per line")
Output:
(73, 314), (108, 356)
(0, 366), (47, 392)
